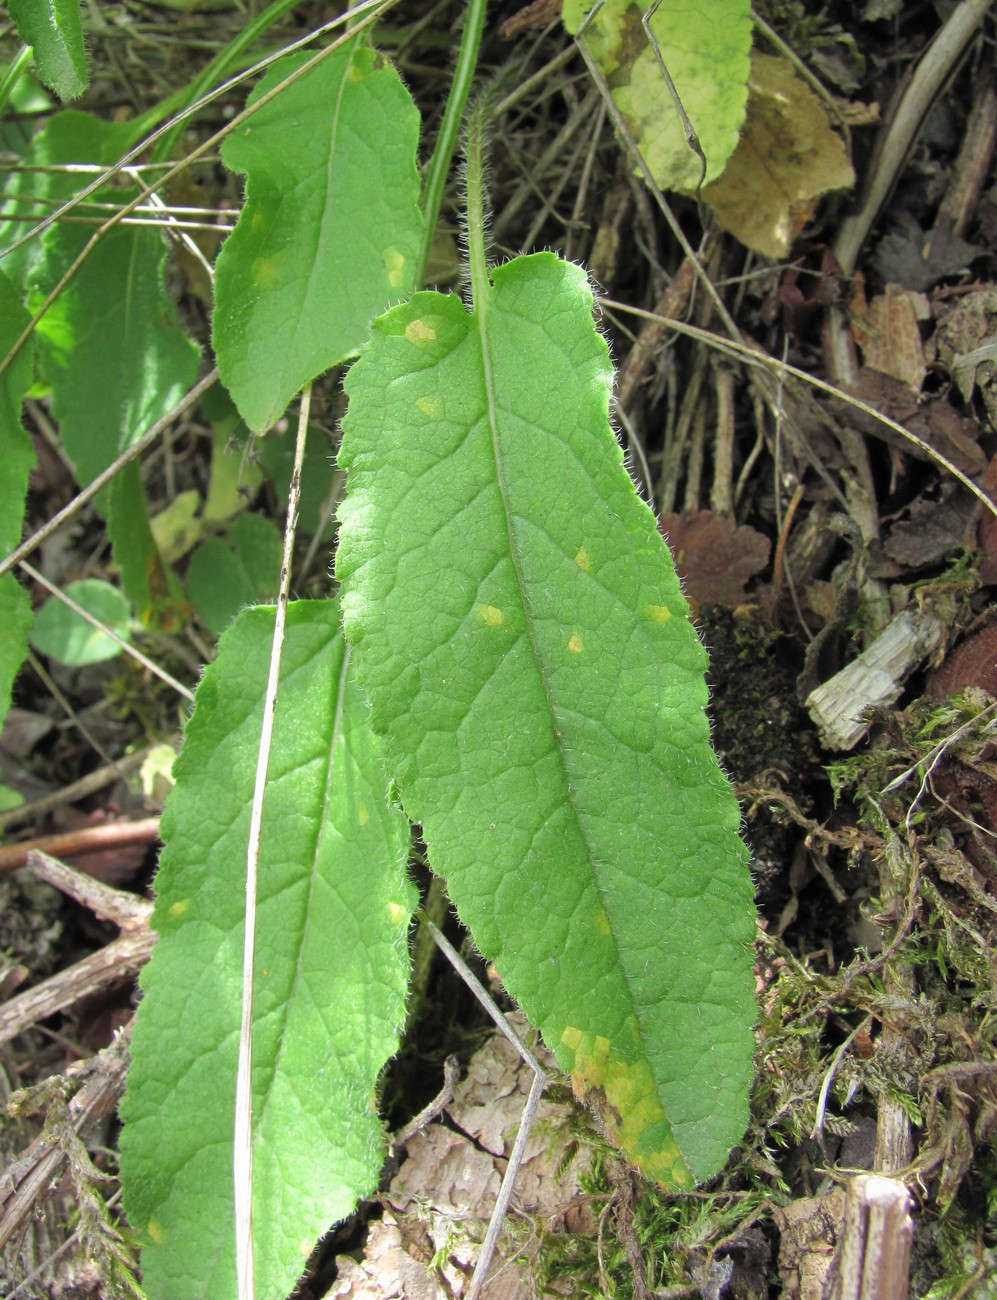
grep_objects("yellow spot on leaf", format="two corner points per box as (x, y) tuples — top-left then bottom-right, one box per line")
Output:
(347, 60), (364, 83)
(575, 548), (592, 572)
(415, 395), (444, 418)
(168, 899), (189, 918)
(382, 247), (408, 290)
(147, 1219), (166, 1245)
(250, 212), (265, 232)
(568, 633), (584, 654)
(594, 905), (611, 935)
(559, 1025), (694, 1189)
(357, 800), (369, 826)
(645, 604), (672, 623)
(299, 1237), (313, 1256)
(405, 318), (437, 346)
(253, 256), (280, 288)
(388, 900), (407, 925)
(477, 604), (504, 627)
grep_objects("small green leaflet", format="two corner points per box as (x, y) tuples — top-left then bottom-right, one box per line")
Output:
(213, 38), (424, 433)
(120, 603), (416, 1299)
(337, 251), (757, 1186)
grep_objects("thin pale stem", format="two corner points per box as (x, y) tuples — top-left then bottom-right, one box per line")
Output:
(234, 384), (312, 1300)
(599, 296), (997, 524)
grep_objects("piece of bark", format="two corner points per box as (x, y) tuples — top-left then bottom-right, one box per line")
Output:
(830, 1175), (913, 1300)
(806, 606), (948, 749)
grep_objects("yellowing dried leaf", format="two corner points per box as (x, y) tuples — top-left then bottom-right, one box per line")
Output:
(702, 53), (855, 258)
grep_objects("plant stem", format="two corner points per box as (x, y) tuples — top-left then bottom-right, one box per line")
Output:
(464, 101), (491, 312)
(414, 0), (488, 288)
(0, 45), (32, 116)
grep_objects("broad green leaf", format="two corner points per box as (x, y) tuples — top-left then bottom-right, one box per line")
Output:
(30, 578), (132, 665)
(212, 40), (424, 433)
(337, 252), (756, 1186)
(0, 269), (36, 728)
(186, 513), (282, 634)
(9, 0), (89, 101)
(120, 602), (416, 1300)
(563, 0), (751, 190)
(0, 578), (33, 726)
(0, 112), (136, 288)
(28, 184), (201, 491)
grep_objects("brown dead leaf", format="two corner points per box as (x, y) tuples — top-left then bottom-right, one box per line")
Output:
(702, 52), (855, 258)
(928, 624), (997, 702)
(850, 275), (930, 391)
(883, 483), (977, 569)
(837, 370), (986, 477)
(659, 510), (770, 606)
(874, 214), (984, 293)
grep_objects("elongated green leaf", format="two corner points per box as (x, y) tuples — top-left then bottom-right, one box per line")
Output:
(120, 602), (415, 1300)
(28, 184), (200, 491)
(337, 253), (756, 1186)
(9, 0), (88, 101)
(212, 40), (424, 433)
(563, 0), (751, 190)
(0, 112), (136, 288)
(0, 270), (35, 556)
(0, 268), (36, 729)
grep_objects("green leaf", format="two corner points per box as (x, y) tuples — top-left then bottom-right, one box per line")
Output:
(186, 513), (282, 634)
(563, 0), (752, 190)
(212, 40), (424, 433)
(0, 268), (36, 726)
(28, 182), (201, 490)
(0, 577), (33, 724)
(120, 602), (416, 1300)
(0, 112), (136, 289)
(337, 252), (756, 1186)
(0, 270), (35, 557)
(8, 0), (88, 101)
(107, 463), (189, 630)
(30, 578), (132, 665)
